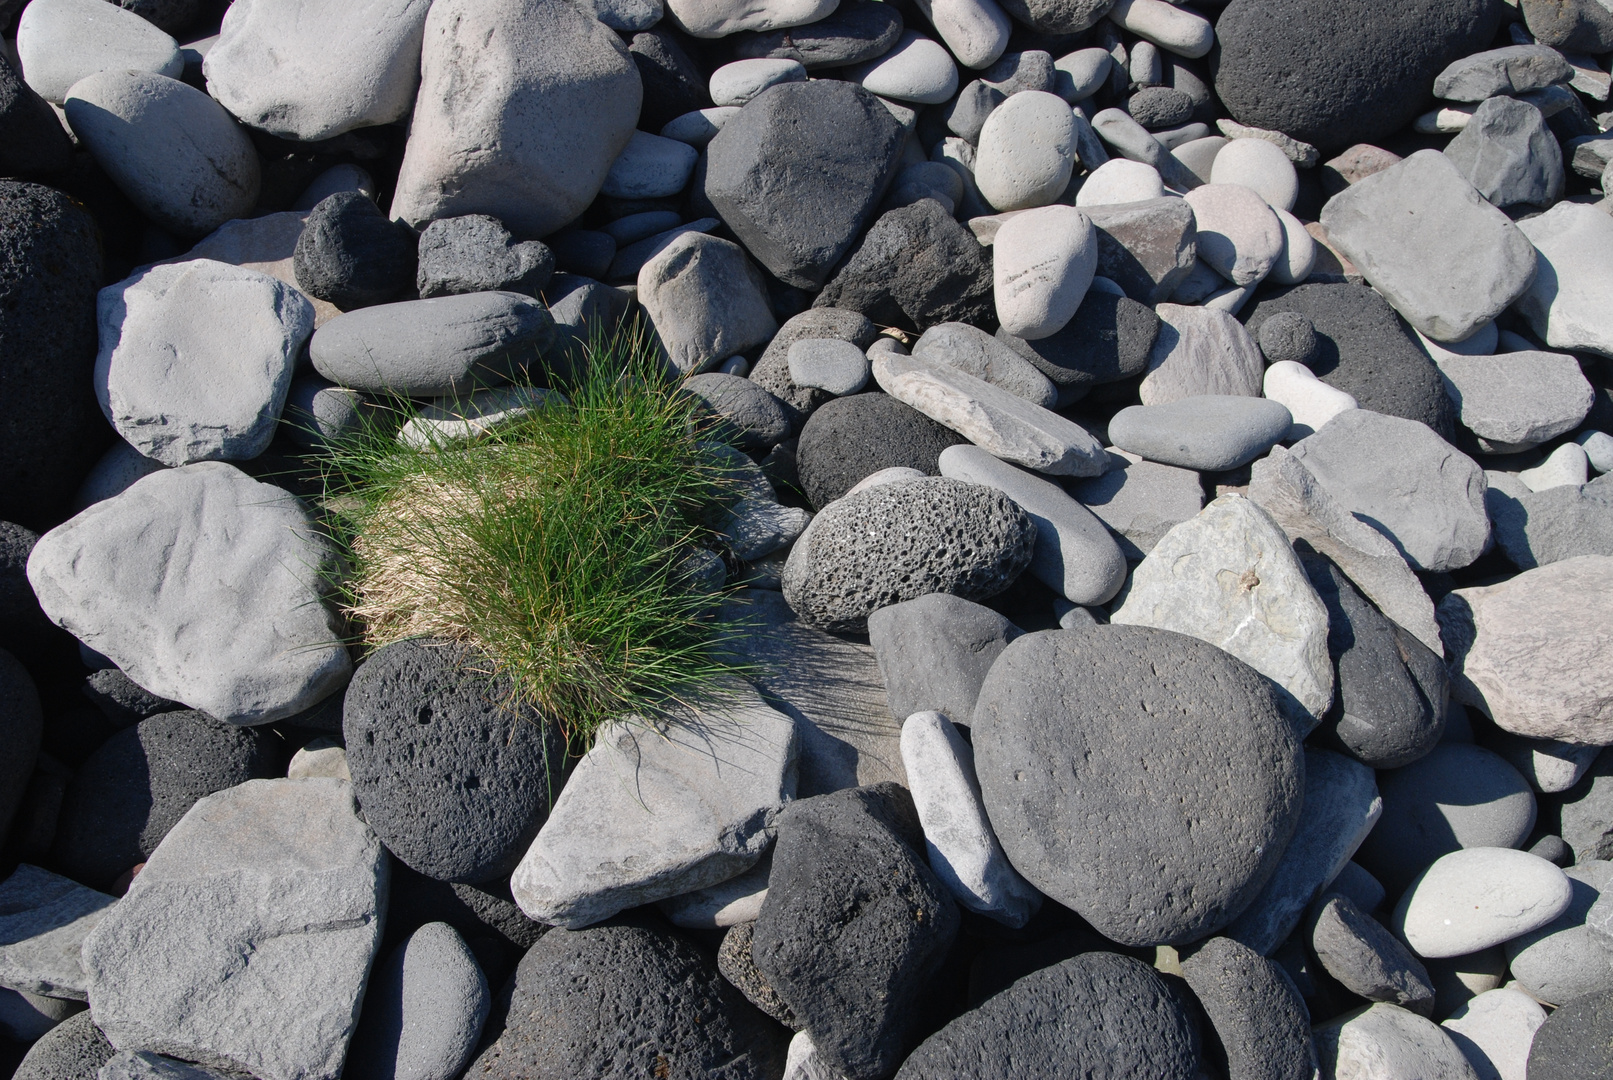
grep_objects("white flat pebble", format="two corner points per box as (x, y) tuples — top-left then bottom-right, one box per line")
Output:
(1209, 136), (1299, 212)
(1270, 207), (1317, 285)
(1263, 360), (1358, 441)
(1518, 442), (1590, 491)
(850, 30), (958, 105)
(992, 204), (1097, 340)
(1074, 159), (1164, 207)
(1391, 848), (1573, 959)
(708, 58), (806, 107)
(1183, 183), (1283, 286)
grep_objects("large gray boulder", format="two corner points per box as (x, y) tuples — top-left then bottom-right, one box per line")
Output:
(82, 779), (388, 1080)
(1180, 937), (1319, 1080)
(26, 463), (351, 726)
(1514, 200), (1613, 359)
(389, 0), (642, 237)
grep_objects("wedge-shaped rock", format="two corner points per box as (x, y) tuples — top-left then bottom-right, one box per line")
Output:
(1436, 349), (1592, 452)
(0, 865), (116, 1001)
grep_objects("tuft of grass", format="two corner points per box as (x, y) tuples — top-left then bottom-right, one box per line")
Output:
(312, 319), (756, 748)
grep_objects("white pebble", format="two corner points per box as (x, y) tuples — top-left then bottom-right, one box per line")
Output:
(1053, 47), (1111, 102)
(1270, 207), (1317, 286)
(1263, 361), (1358, 440)
(708, 58), (805, 107)
(974, 90), (1076, 211)
(660, 107), (742, 147)
(913, 0), (1010, 70)
(1518, 442), (1590, 491)
(1441, 988), (1547, 1080)
(1577, 429), (1613, 473)
(993, 204), (1098, 340)
(1182, 183), (1284, 286)
(1391, 848), (1573, 959)
(1075, 159), (1164, 207)
(850, 31), (958, 105)
(1107, 0), (1214, 58)
(1210, 137), (1299, 212)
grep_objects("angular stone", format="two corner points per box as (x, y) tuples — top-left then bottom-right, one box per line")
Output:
(1067, 449), (1204, 562)
(1108, 396), (1292, 472)
(1435, 45), (1574, 101)
(1183, 183), (1284, 286)
(867, 593), (1020, 725)
(1391, 848), (1572, 959)
(1438, 349), (1592, 452)
(1443, 97), (1565, 209)
(1320, 150), (1537, 344)
(1309, 892), (1436, 1014)
(292, 192), (417, 311)
(1180, 937), (1319, 1080)
(912, 323), (1056, 406)
(1489, 481), (1613, 570)
(82, 779), (387, 1080)
(815, 199), (994, 332)
(1515, 201), (1613, 358)
(1083, 195), (1197, 304)
(1139, 302), (1264, 405)
(995, 290), (1160, 405)
(639, 232), (778, 376)
(1314, 1003), (1482, 1080)
(0, 865), (116, 1001)
(1440, 556), (1613, 745)
(26, 464), (350, 726)
(416, 215), (554, 299)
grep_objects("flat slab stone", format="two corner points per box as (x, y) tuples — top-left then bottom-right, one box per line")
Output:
(1112, 494), (1334, 728)
(1139, 302), (1264, 405)
(1067, 448), (1203, 563)
(26, 463), (351, 726)
(82, 778), (387, 1080)
(1320, 150), (1538, 344)
(1108, 395), (1292, 472)
(1515, 201), (1613, 359)
(1434, 45), (1574, 102)
(912, 322), (1057, 406)
(1438, 349), (1593, 451)
(1439, 555), (1613, 745)
(1390, 847), (1572, 959)
(0, 865), (116, 1001)
(867, 592), (1020, 727)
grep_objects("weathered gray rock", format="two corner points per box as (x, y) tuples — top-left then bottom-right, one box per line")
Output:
(1438, 349), (1592, 452)
(1108, 396), (1292, 472)
(872, 351), (1107, 476)
(974, 91), (1076, 212)
(1182, 183), (1284, 286)
(310, 292), (554, 396)
(911, 323), (1056, 406)
(938, 444), (1125, 606)
(782, 476), (1035, 633)
(344, 922), (489, 1080)
(787, 339), (869, 397)
(683, 373), (791, 450)
(63, 70), (259, 239)
(1084, 197), (1198, 304)
(98, 1051), (234, 1079)
(731, 2), (904, 68)
(1489, 481), (1613, 570)
(867, 593), (1020, 725)
(1314, 1004), (1482, 1080)
(1514, 201), (1613, 358)
(82, 779), (387, 1080)
(1435, 45), (1574, 101)
(900, 711), (1040, 927)
(16, 0), (182, 103)
(1068, 449), (1203, 562)
(1320, 150), (1537, 344)
(389, 0), (641, 238)
(0, 865), (116, 1001)
(27, 464), (350, 726)
(973, 625), (1304, 945)
(1221, 748), (1382, 956)
(1440, 556), (1613, 745)
(1180, 937), (1319, 1080)
(1288, 410), (1490, 572)
(1139, 302), (1264, 405)
(1390, 848), (1572, 959)
(639, 232), (778, 376)
(1309, 892), (1436, 1014)
(95, 260), (313, 466)
(1443, 97), (1565, 209)
(1441, 988), (1548, 1080)
(1112, 494), (1334, 727)
(416, 215), (554, 299)
(1504, 860), (1613, 1006)
(667, 0), (835, 36)
(203, 0), (429, 141)
(511, 686), (797, 928)
(995, 290), (1161, 405)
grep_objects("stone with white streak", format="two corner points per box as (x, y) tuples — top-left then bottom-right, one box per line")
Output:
(992, 205), (1098, 341)
(658, 853), (771, 929)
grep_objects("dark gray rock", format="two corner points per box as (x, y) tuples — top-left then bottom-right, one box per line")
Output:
(1243, 283), (1455, 439)
(629, 28), (710, 134)
(541, 273), (633, 383)
(416, 214), (554, 299)
(0, 521), (50, 663)
(385, 863), (546, 985)
(731, 2), (904, 68)
(1307, 892), (1435, 1014)
(1434, 44), (1575, 100)
(0, 54), (71, 175)
(794, 392), (965, 508)
(1488, 482), (1613, 570)
(1525, 985), (1613, 1080)
(345, 922), (491, 1080)
(996, 291), (1160, 405)
(1444, 96), (1565, 208)
(50, 709), (281, 889)
(112, 0), (207, 36)
(1083, 197), (1198, 305)
(706, 80), (905, 290)
(913, 322), (1055, 406)
(343, 639), (567, 884)
(1257, 312), (1319, 366)
(781, 476), (1035, 634)
(814, 199), (994, 332)
(867, 593), (1021, 724)
(994, 0), (1114, 34)
(753, 785), (958, 1080)
(293, 191), (418, 311)
(81, 668), (179, 728)
(973, 626), (1304, 946)
(547, 230), (615, 280)
(1303, 553), (1448, 769)
(1355, 743), (1536, 895)
(1180, 937), (1318, 1080)
(1212, 0), (1507, 153)
(683, 372), (791, 451)
(717, 920), (799, 1029)
(896, 951), (1198, 1080)
(0, 182), (103, 528)
(750, 308), (880, 430)
(1127, 87), (1194, 130)
(1522, 0), (1613, 52)
(945, 81), (1005, 144)
(0, 647), (40, 848)
(471, 916), (789, 1079)
(12, 1010), (114, 1080)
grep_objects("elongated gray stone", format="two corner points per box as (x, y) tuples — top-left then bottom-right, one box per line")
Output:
(1434, 45), (1574, 102)
(1108, 396), (1292, 472)
(912, 322), (1057, 407)
(1390, 848), (1572, 959)
(511, 685), (798, 929)
(0, 865), (116, 1001)
(1067, 449), (1204, 562)
(16, 0), (182, 103)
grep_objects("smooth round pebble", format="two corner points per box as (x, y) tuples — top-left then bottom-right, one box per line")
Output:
(1211, 138), (1300, 212)
(1391, 848), (1573, 959)
(600, 131), (699, 200)
(992, 205), (1097, 340)
(974, 90), (1076, 212)
(1171, 135), (1228, 184)
(1108, 396), (1293, 472)
(794, 392), (964, 509)
(1315, 1003), (1482, 1080)
(681, 372), (792, 449)
(788, 338), (871, 396)
(1126, 86), (1193, 130)
(1263, 361), (1358, 440)
(1441, 988), (1547, 1080)
(1504, 861), (1613, 1006)
(1182, 184), (1284, 286)
(344, 922), (490, 1080)
(17, 0), (183, 103)
(1074, 159), (1165, 207)
(708, 58), (806, 106)
(851, 31), (958, 105)
(1052, 47), (1111, 101)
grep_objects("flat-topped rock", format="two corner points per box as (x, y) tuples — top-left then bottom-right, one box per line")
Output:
(1139, 303), (1264, 405)
(0, 865), (116, 1001)
(912, 323), (1057, 406)
(1314, 1003), (1482, 1080)
(1108, 396), (1292, 472)
(1515, 201), (1613, 358)
(1067, 450), (1204, 562)
(1435, 44), (1574, 102)
(1436, 349), (1593, 452)
(867, 593), (1020, 725)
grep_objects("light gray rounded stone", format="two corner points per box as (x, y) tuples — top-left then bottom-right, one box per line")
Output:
(94, 260), (314, 467)
(1288, 409), (1490, 573)
(63, 70), (259, 239)
(600, 130), (699, 200)
(911, 322), (1057, 407)
(1108, 396), (1293, 472)
(293, 163), (378, 212)
(0, 864), (117, 1001)
(992, 204), (1097, 340)
(1183, 183), (1284, 286)
(389, 0), (641, 238)
(639, 232), (778, 376)
(202, 0), (430, 141)
(1053, 47), (1111, 101)
(1515, 202), (1613, 358)
(1441, 988), (1548, 1080)
(280, 376), (368, 451)
(17, 0), (182, 103)
(849, 31), (959, 105)
(1434, 45), (1574, 102)
(665, 0), (836, 38)
(1263, 361), (1357, 441)
(1210, 138), (1299, 212)
(1314, 1003), (1482, 1080)
(1437, 349), (1593, 452)
(346, 922), (490, 1080)
(709, 58), (806, 106)
(1172, 135), (1229, 184)
(309, 291), (554, 396)
(1503, 860), (1613, 1005)
(1107, 0), (1213, 59)
(1075, 159), (1165, 207)
(788, 339), (870, 397)
(1139, 302), (1265, 406)
(577, 0), (663, 31)
(974, 91), (1076, 211)
(1390, 848), (1573, 959)
(915, 0), (1011, 70)
(660, 106), (743, 147)
(25, 463), (351, 726)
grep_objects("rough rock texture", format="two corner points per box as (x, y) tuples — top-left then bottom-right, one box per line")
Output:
(750, 308), (880, 429)
(638, 232), (778, 375)
(868, 593), (1020, 724)
(1140, 303), (1264, 405)
(292, 192), (417, 311)
(1526, 986), (1613, 1080)
(1443, 96), (1565, 209)
(1083, 198), (1199, 305)
(1489, 481), (1613, 570)
(1309, 891), (1436, 1014)
(973, 626), (1304, 946)
(815, 199), (995, 332)
(997, 291), (1160, 403)
(1180, 937), (1319, 1080)
(731, 2), (904, 67)
(343, 639), (566, 884)
(1314, 1002), (1483, 1080)
(0, 55), (72, 176)
(1068, 450), (1204, 563)
(416, 215), (555, 299)
(11, 1011), (115, 1080)
(794, 393), (964, 508)
(0, 864), (117, 1000)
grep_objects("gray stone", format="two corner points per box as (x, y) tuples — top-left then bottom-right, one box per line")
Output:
(1491, 733), (1602, 795)
(708, 58), (805, 107)
(782, 476), (1035, 633)
(1091, 108), (1202, 191)
(310, 292), (554, 396)
(27, 463), (350, 726)
(848, 30), (958, 104)
(416, 215), (554, 299)
(1489, 478), (1613, 570)
(1435, 44), (1575, 101)
(896, 952), (1197, 1080)
(718, 453), (811, 561)
(718, 918), (799, 1029)
(16, 0), (182, 103)
(99, 1051), (233, 1079)
(996, 290), (1161, 405)
(287, 739), (349, 781)
(609, 219), (725, 283)
(1222, 748), (1381, 957)
(0, 987), (80, 1042)
(1287, 410), (1489, 572)
(345, 922), (489, 1080)
(912, 323), (1056, 407)
(281, 376), (368, 451)
(788, 339), (869, 397)
(1443, 97), (1565, 209)
(1264, 360), (1358, 440)
(867, 593), (1020, 725)
(540, 273), (632, 382)
(1439, 349), (1592, 452)
(1515, 201), (1613, 359)
(95, 260), (312, 466)
(1183, 183), (1285, 286)
(750, 309), (879, 429)
(1519, 442), (1590, 491)
(1319, 150), (1537, 344)
(394, 386), (558, 450)
(1505, 860), (1613, 1005)
(974, 91), (1076, 212)
(291, 190), (418, 311)
(1211, 137), (1301, 211)
(13, 1010), (113, 1079)
(1180, 937), (1319, 1080)
(1067, 449), (1203, 562)
(1108, 396), (1292, 472)
(389, 0), (640, 238)
(1083, 197), (1198, 304)
(82, 779), (387, 1080)
(1112, 494), (1334, 727)
(512, 685), (797, 928)
(203, 0), (430, 141)
(731, 2), (905, 68)
(64, 70), (259, 239)
(683, 373), (791, 450)
(991, 205), (1097, 340)
(1439, 557), (1613, 745)
(639, 232), (777, 377)
(1441, 988), (1548, 1080)
(601, 130), (699, 199)
(706, 80), (905, 290)
(0, 865), (116, 1000)
(1309, 892), (1436, 1014)
(1314, 1004), (1483, 1080)
(293, 163), (377, 212)
(938, 444), (1126, 606)
(1139, 302), (1264, 405)
(973, 625), (1304, 945)
(872, 351), (1107, 476)
(659, 851), (771, 928)
(1390, 847), (1572, 959)
(793, 392), (964, 508)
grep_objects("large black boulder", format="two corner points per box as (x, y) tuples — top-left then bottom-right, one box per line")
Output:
(0, 54), (71, 176)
